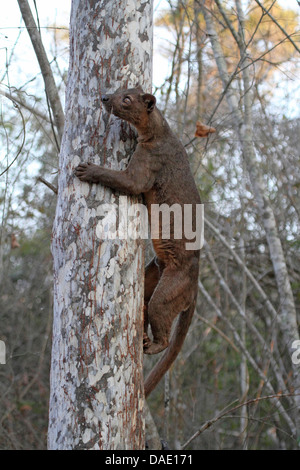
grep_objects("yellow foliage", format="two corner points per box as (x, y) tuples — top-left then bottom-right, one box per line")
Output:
(155, 0), (299, 89)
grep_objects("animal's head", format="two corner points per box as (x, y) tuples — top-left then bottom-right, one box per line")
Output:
(101, 86), (156, 128)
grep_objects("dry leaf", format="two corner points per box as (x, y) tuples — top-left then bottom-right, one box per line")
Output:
(11, 233), (20, 249)
(195, 121), (216, 138)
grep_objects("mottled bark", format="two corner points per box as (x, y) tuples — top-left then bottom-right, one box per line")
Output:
(48, 0), (153, 450)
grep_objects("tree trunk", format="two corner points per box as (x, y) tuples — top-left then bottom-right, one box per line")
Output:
(48, 0), (153, 450)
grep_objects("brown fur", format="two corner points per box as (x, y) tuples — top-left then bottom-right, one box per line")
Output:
(75, 87), (200, 397)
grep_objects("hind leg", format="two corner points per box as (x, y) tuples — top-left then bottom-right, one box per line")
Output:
(144, 258), (161, 349)
(144, 262), (197, 355)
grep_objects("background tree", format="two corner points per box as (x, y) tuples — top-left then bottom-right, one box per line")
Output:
(1, 0), (299, 450)
(0, 1), (63, 449)
(146, 0), (300, 449)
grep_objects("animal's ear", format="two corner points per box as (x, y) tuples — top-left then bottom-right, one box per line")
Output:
(142, 93), (156, 113)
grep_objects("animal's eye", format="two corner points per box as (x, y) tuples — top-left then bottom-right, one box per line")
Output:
(123, 96), (131, 104)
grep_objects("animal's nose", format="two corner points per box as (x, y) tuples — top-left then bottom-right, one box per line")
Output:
(101, 95), (109, 102)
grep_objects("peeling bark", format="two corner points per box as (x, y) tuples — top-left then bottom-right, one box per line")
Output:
(48, 0), (153, 450)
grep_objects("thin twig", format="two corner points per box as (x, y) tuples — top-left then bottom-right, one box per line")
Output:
(0, 86), (51, 123)
(197, 280), (297, 435)
(196, 313), (239, 353)
(214, 0), (241, 46)
(0, 100), (26, 177)
(36, 176), (58, 194)
(254, 0), (300, 54)
(181, 392), (299, 449)
(204, 217), (278, 323)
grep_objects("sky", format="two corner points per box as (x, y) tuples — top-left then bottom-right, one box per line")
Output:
(0, 0), (171, 91)
(0, 0), (299, 106)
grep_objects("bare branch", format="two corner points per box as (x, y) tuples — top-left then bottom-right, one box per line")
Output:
(239, 34), (299, 74)
(203, 240), (294, 410)
(0, 100), (26, 177)
(254, 0), (300, 54)
(196, 313), (239, 353)
(200, 4), (300, 422)
(196, 280), (297, 437)
(17, 0), (65, 145)
(204, 217), (278, 323)
(214, 0), (241, 46)
(36, 176), (58, 195)
(181, 392), (298, 449)
(0, 86), (51, 124)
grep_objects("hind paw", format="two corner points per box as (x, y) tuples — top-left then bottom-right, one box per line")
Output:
(143, 340), (168, 355)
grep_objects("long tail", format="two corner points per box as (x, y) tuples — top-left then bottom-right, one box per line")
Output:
(144, 299), (196, 398)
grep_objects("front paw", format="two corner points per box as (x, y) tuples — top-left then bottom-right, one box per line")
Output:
(74, 162), (100, 183)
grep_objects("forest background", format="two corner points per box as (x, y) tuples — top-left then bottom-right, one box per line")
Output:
(0, 0), (300, 450)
